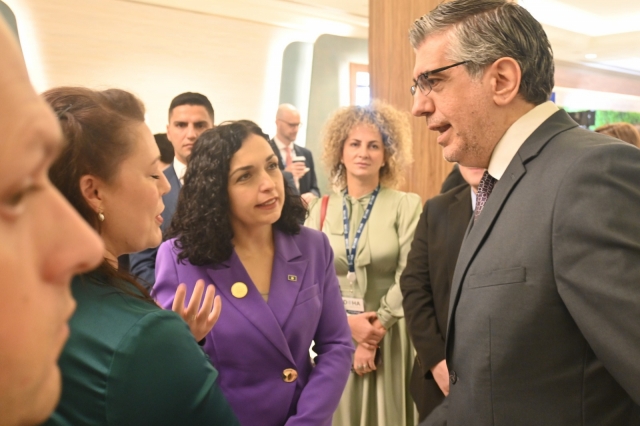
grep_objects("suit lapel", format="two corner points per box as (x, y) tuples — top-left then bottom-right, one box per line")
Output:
(267, 231), (307, 327)
(161, 165), (181, 234)
(446, 187), (473, 288)
(206, 252), (295, 364)
(165, 164), (182, 190)
(269, 138), (285, 169)
(445, 110), (579, 360)
(293, 144), (311, 191)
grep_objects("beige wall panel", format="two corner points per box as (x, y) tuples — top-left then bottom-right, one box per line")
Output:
(11, 0), (314, 133)
(555, 60), (640, 97)
(369, 0), (452, 203)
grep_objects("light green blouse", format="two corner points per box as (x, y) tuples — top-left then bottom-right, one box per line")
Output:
(306, 187), (422, 328)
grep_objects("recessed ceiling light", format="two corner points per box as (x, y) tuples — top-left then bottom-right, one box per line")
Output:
(585, 53), (598, 60)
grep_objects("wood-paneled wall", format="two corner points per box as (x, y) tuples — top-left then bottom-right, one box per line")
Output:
(369, 0), (451, 203)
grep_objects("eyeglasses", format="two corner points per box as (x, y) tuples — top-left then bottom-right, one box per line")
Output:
(277, 119), (301, 128)
(410, 61), (468, 96)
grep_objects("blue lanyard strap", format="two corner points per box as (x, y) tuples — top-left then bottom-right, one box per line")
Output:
(342, 185), (380, 274)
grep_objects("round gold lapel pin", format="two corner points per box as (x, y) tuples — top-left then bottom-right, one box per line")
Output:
(231, 282), (249, 299)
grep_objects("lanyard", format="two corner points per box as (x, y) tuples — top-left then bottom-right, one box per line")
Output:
(342, 185), (380, 286)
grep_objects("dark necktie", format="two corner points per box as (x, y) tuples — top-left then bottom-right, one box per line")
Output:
(474, 171), (497, 221)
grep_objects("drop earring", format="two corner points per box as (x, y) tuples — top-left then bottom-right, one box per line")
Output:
(98, 209), (105, 222)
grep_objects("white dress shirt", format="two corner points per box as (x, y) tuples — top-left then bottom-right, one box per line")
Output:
(273, 136), (295, 168)
(273, 136), (301, 190)
(173, 157), (187, 185)
(471, 187), (477, 212)
(488, 101), (559, 181)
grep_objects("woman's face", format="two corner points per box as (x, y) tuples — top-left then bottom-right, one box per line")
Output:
(341, 123), (386, 184)
(97, 122), (170, 258)
(227, 134), (285, 231)
(0, 25), (104, 425)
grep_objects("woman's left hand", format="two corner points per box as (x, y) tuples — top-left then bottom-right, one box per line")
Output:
(353, 344), (377, 376)
(172, 279), (221, 342)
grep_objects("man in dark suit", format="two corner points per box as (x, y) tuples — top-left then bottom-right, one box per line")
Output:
(410, 1), (640, 425)
(129, 93), (214, 288)
(270, 104), (319, 204)
(439, 164), (465, 194)
(267, 138), (299, 196)
(400, 166), (484, 421)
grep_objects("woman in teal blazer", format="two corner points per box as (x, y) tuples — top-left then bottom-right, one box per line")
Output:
(42, 87), (239, 425)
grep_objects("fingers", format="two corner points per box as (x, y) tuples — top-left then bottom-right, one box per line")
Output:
(186, 279), (205, 320)
(171, 283), (187, 316)
(353, 344), (376, 376)
(198, 283), (216, 321)
(209, 294), (222, 324)
(367, 354), (377, 371)
(361, 329), (384, 346)
(360, 342), (378, 350)
(362, 311), (378, 321)
(195, 286), (220, 338)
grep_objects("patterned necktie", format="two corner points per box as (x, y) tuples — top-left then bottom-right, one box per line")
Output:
(474, 171), (497, 221)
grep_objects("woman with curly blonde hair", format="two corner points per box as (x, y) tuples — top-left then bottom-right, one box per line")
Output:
(306, 101), (421, 425)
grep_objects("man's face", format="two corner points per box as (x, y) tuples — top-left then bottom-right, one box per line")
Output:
(411, 31), (499, 168)
(275, 109), (301, 144)
(166, 104), (213, 164)
(0, 23), (103, 425)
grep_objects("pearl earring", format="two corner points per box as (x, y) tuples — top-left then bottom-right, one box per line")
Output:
(98, 210), (105, 222)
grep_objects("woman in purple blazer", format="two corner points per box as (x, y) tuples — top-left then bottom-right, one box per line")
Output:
(153, 120), (354, 426)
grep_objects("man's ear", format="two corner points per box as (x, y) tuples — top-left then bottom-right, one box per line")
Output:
(79, 175), (105, 213)
(489, 57), (522, 106)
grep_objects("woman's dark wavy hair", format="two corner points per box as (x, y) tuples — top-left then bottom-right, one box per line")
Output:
(167, 120), (306, 266)
(44, 86), (153, 302)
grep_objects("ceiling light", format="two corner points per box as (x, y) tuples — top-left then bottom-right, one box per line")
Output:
(585, 53), (598, 60)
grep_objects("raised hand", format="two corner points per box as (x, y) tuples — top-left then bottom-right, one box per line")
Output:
(171, 279), (221, 342)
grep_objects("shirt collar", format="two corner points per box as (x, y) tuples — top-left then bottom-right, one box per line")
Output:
(173, 157), (187, 183)
(487, 101), (558, 180)
(273, 135), (293, 152)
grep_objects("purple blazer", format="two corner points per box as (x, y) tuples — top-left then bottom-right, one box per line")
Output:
(153, 227), (354, 426)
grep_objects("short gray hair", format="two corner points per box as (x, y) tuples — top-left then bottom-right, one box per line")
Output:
(409, 0), (554, 105)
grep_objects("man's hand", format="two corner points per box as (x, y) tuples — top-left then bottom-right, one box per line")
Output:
(431, 359), (450, 396)
(285, 162), (308, 180)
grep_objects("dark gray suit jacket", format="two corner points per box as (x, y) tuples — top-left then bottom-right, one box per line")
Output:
(270, 139), (320, 197)
(401, 183), (472, 421)
(425, 110), (640, 425)
(129, 164), (181, 289)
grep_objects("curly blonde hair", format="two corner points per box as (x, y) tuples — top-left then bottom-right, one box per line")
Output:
(321, 100), (413, 191)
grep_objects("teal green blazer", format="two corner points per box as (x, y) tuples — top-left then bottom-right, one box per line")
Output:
(45, 273), (239, 425)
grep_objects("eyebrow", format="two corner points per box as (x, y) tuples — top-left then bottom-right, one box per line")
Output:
(172, 120), (210, 126)
(348, 137), (381, 143)
(229, 154), (277, 178)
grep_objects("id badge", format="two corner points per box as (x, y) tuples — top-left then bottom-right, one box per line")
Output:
(342, 297), (365, 315)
